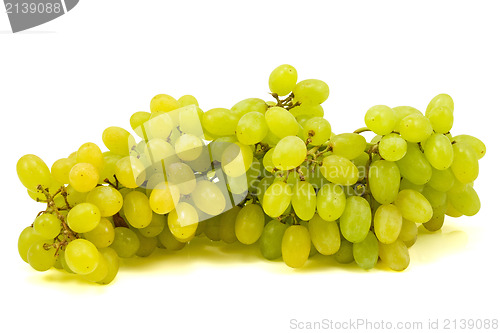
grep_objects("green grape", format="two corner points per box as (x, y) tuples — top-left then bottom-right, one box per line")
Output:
(316, 183), (346, 221)
(303, 117), (331, 146)
(83, 252), (109, 282)
(300, 220), (318, 258)
(259, 219), (288, 260)
(221, 142), (253, 177)
(235, 204), (265, 244)
(166, 162), (196, 195)
(203, 108), (239, 137)
(396, 143), (432, 185)
(226, 174), (250, 195)
(150, 94), (181, 113)
(293, 79), (329, 105)
(394, 189), (433, 223)
(110, 227), (140, 258)
(124, 191), (153, 229)
(351, 152), (369, 180)
(399, 177), (424, 193)
(392, 106), (422, 132)
(423, 133), (454, 170)
(115, 156), (146, 189)
(174, 134), (203, 161)
(209, 136), (237, 162)
(18, 227), (45, 263)
(27, 240), (56, 271)
(261, 128), (281, 147)
(262, 181), (292, 218)
(51, 158), (75, 184)
(453, 135), (486, 159)
(66, 185), (88, 206)
(426, 93), (454, 113)
(368, 160), (400, 204)
(144, 138), (176, 165)
(291, 181), (317, 221)
(84, 217), (115, 248)
(334, 238), (354, 264)
(423, 206), (446, 231)
(265, 107), (299, 138)
(17, 154), (52, 190)
(364, 105), (396, 135)
(446, 199), (463, 218)
(86, 186), (123, 217)
(308, 214), (341, 255)
(379, 133), (407, 161)
(373, 204), (402, 244)
(178, 105), (204, 136)
(149, 182), (180, 214)
(168, 202), (198, 242)
(272, 136), (307, 170)
(178, 95), (199, 107)
(158, 225), (186, 250)
(135, 232), (158, 257)
(77, 142), (104, 174)
(426, 106), (453, 133)
(192, 180), (226, 216)
(130, 111), (151, 139)
(256, 176), (274, 204)
(100, 153), (122, 184)
(139, 213), (166, 237)
(281, 225), (311, 268)
(447, 183), (480, 216)
(33, 213), (61, 239)
(427, 167), (456, 192)
(65, 239), (100, 274)
(67, 203), (101, 233)
(330, 133), (366, 160)
(399, 219), (418, 247)
(236, 111), (269, 145)
(203, 215), (222, 241)
(378, 239), (410, 271)
(145, 112), (174, 140)
(102, 126), (134, 156)
(219, 206), (241, 244)
(353, 231), (379, 270)
(268, 64), (298, 96)
(339, 196), (371, 243)
(399, 113), (433, 143)
(184, 147), (212, 173)
(230, 98), (268, 118)
(320, 155), (359, 185)
(69, 163), (99, 193)
(98, 247), (120, 284)
(289, 104), (324, 118)
(422, 186), (447, 208)
(451, 142), (479, 184)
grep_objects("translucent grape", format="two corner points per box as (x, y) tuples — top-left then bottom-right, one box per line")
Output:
(27, 240), (56, 271)
(447, 183), (480, 216)
(144, 138), (176, 165)
(374, 204), (402, 244)
(209, 136), (237, 162)
(320, 155), (359, 186)
(68, 163), (99, 193)
(178, 105), (204, 136)
(166, 162), (196, 195)
(168, 202), (198, 242)
(77, 142), (104, 174)
(178, 94), (199, 107)
(221, 142), (253, 177)
(124, 191), (153, 228)
(51, 158), (75, 184)
(219, 206), (241, 244)
(145, 112), (174, 140)
(33, 213), (61, 239)
(399, 219), (418, 247)
(396, 143), (432, 185)
(115, 157), (146, 189)
(236, 111), (268, 145)
(281, 225), (311, 268)
(265, 107), (299, 138)
(84, 217), (115, 248)
(308, 214), (341, 255)
(394, 189), (433, 223)
(426, 93), (454, 114)
(66, 185), (88, 206)
(139, 213), (166, 238)
(329, 133), (366, 160)
(135, 233), (158, 257)
(426, 106), (453, 133)
(158, 225), (186, 250)
(175, 134), (203, 161)
(293, 79), (329, 105)
(202, 108), (239, 137)
(67, 203), (101, 233)
(392, 106), (422, 132)
(192, 180), (226, 216)
(262, 181), (292, 218)
(18, 227), (45, 263)
(235, 204), (265, 244)
(422, 186), (447, 208)
(369, 160), (400, 204)
(130, 111), (151, 139)
(379, 133), (407, 161)
(424, 205), (446, 231)
(453, 135), (486, 159)
(102, 126), (134, 156)
(316, 183), (346, 221)
(291, 181), (317, 221)
(289, 104), (324, 118)
(303, 117), (331, 146)
(17, 154), (52, 190)
(259, 219), (288, 260)
(150, 94), (180, 113)
(451, 142), (479, 184)
(230, 98), (268, 118)
(378, 239), (410, 271)
(334, 238), (354, 264)
(149, 182), (180, 214)
(364, 105), (396, 135)
(65, 239), (100, 274)
(269, 64), (298, 96)
(110, 227), (140, 258)
(86, 186), (123, 217)
(272, 136), (307, 171)
(353, 231), (379, 270)
(423, 133), (454, 170)
(339, 196), (371, 243)
(399, 113), (433, 143)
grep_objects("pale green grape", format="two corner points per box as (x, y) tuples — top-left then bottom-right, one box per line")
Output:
(219, 206), (241, 244)
(428, 168), (455, 194)
(256, 176), (274, 203)
(144, 138), (175, 165)
(115, 157), (146, 189)
(102, 126), (134, 156)
(158, 225), (186, 250)
(67, 203), (101, 233)
(399, 219), (417, 247)
(293, 79), (329, 105)
(236, 111), (268, 145)
(139, 213), (166, 237)
(178, 105), (204, 136)
(84, 217), (115, 248)
(18, 227), (46, 263)
(426, 93), (454, 113)
(334, 238), (354, 264)
(399, 177), (424, 193)
(265, 107), (299, 138)
(281, 225), (311, 268)
(259, 219), (288, 260)
(235, 204), (265, 244)
(399, 113), (433, 143)
(261, 128), (281, 147)
(369, 160), (400, 204)
(364, 105), (396, 135)
(379, 133), (407, 161)
(289, 104), (324, 118)
(396, 143), (432, 185)
(378, 239), (410, 271)
(51, 158), (75, 184)
(453, 135), (486, 159)
(166, 162), (196, 195)
(33, 213), (61, 239)
(374, 204), (402, 244)
(446, 199), (463, 218)
(353, 231), (379, 270)
(69, 163), (99, 193)
(221, 142), (253, 177)
(262, 148), (275, 172)
(27, 240), (56, 271)
(168, 202), (198, 242)
(262, 181), (292, 218)
(351, 152), (369, 180)
(209, 136), (237, 162)
(316, 183), (346, 221)
(392, 106), (422, 132)
(178, 94), (199, 107)
(124, 191), (152, 228)
(423, 205), (446, 231)
(145, 112), (174, 140)
(339, 196), (371, 243)
(130, 111), (151, 139)
(65, 239), (100, 274)
(192, 180), (226, 216)
(110, 227), (140, 258)
(203, 215), (222, 241)
(426, 106), (453, 133)
(308, 214), (340, 255)
(269, 64), (298, 96)
(77, 142), (104, 174)
(303, 117), (331, 146)
(150, 94), (180, 113)
(230, 98), (268, 118)
(320, 155), (359, 186)
(83, 252), (109, 282)
(447, 183), (480, 216)
(203, 108), (239, 136)
(423, 133), (454, 170)
(451, 142), (479, 184)
(86, 186), (123, 217)
(330, 133), (366, 160)
(184, 146), (211, 173)
(17, 154), (52, 190)
(98, 247), (119, 284)
(175, 134), (203, 161)
(100, 153), (122, 184)
(422, 186), (447, 208)
(149, 182), (180, 214)
(394, 189), (433, 223)
(135, 233), (158, 257)
(291, 181), (317, 221)
(226, 174), (249, 195)
(272, 136), (307, 170)
(66, 185), (88, 206)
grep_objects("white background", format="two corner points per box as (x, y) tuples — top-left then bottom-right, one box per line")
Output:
(1, 1), (499, 332)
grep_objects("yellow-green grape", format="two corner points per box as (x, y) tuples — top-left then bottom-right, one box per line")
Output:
(123, 191), (152, 229)
(369, 160), (400, 204)
(174, 134), (203, 161)
(453, 135), (486, 159)
(256, 175), (274, 203)
(192, 180), (226, 216)
(66, 185), (88, 206)
(97, 247), (119, 284)
(399, 178), (424, 193)
(289, 104), (324, 118)
(203, 215), (221, 241)
(51, 158), (75, 184)
(157, 222), (186, 250)
(265, 107), (299, 138)
(272, 136), (306, 171)
(293, 79), (329, 105)
(65, 239), (100, 274)
(145, 112), (174, 140)
(424, 205), (446, 231)
(110, 227), (140, 258)
(330, 133), (366, 160)
(130, 111), (151, 139)
(135, 232), (158, 257)
(149, 182), (180, 214)
(27, 240), (56, 271)
(67, 203), (101, 233)
(447, 183), (480, 216)
(396, 143), (432, 185)
(99, 153), (122, 184)
(202, 108), (239, 137)
(219, 206), (241, 244)
(139, 213), (166, 237)
(334, 237), (354, 264)
(221, 142), (253, 177)
(230, 98), (268, 117)
(451, 142), (479, 184)
(364, 105), (396, 135)
(83, 252), (109, 282)
(69, 163), (99, 193)
(399, 219), (418, 247)
(399, 113), (433, 143)
(236, 111), (269, 145)
(422, 186), (447, 208)
(259, 219), (288, 260)
(235, 204), (265, 244)
(374, 204), (402, 244)
(394, 189), (433, 223)
(261, 128), (281, 147)
(115, 156), (146, 189)
(262, 181), (292, 218)
(353, 231), (379, 270)
(426, 106), (454, 133)
(178, 94), (199, 107)
(77, 142), (104, 174)
(102, 126), (135, 156)
(316, 183), (346, 221)
(379, 133), (407, 161)
(339, 196), (371, 243)
(351, 152), (369, 181)
(308, 214), (340, 255)
(303, 117), (331, 146)
(84, 217), (115, 248)
(143, 138), (175, 165)
(150, 94), (180, 113)
(18, 227), (45, 263)
(426, 93), (454, 114)
(184, 146), (211, 173)
(226, 174), (249, 195)
(178, 105), (203, 136)
(446, 198), (463, 218)
(281, 225), (311, 268)
(392, 106), (422, 132)
(291, 181), (317, 221)
(168, 202), (198, 242)
(268, 64), (298, 96)
(33, 213), (61, 239)
(16, 154), (52, 190)
(423, 133), (454, 170)
(166, 162), (196, 195)
(378, 239), (410, 271)
(320, 155), (359, 186)
(86, 186), (123, 217)
(209, 136), (237, 162)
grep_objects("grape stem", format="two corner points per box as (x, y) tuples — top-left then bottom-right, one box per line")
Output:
(270, 92), (301, 110)
(104, 175), (120, 190)
(354, 127), (371, 134)
(113, 212), (129, 228)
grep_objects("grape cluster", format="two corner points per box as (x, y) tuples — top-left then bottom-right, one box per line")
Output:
(16, 64), (485, 284)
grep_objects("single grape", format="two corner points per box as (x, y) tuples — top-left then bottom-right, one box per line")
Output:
(168, 202), (198, 242)
(262, 181), (292, 218)
(451, 142), (479, 184)
(110, 227), (140, 258)
(221, 142), (253, 177)
(203, 215), (222, 242)
(394, 189), (433, 223)
(424, 133), (454, 170)
(265, 107), (299, 138)
(316, 183), (346, 221)
(17, 154), (52, 190)
(447, 183), (480, 216)
(77, 142), (104, 174)
(291, 181), (317, 221)
(123, 191), (152, 228)
(303, 117), (331, 146)
(272, 136), (307, 171)
(102, 126), (134, 156)
(18, 227), (45, 263)
(369, 160), (400, 204)
(33, 213), (61, 239)
(218, 206), (241, 244)
(139, 213), (166, 238)
(99, 153), (123, 184)
(281, 225), (311, 268)
(27, 240), (56, 272)
(149, 182), (180, 214)
(144, 138), (176, 166)
(453, 134), (486, 159)
(364, 105), (396, 135)
(150, 94), (181, 113)
(399, 113), (433, 143)
(130, 111), (151, 139)
(84, 217), (115, 248)
(378, 239), (410, 271)
(145, 112), (174, 140)
(65, 239), (100, 274)
(330, 133), (366, 160)
(373, 204), (403, 244)
(86, 186), (123, 217)
(339, 196), (371, 243)
(422, 186), (447, 208)
(269, 64), (298, 96)
(289, 104), (324, 118)
(334, 238), (354, 264)
(399, 219), (418, 247)
(392, 106), (422, 132)
(426, 93), (454, 114)
(68, 163), (99, 193)
(308, 214), (341, 256)
(83, 252), (109, 282)
(236, 111), (268, 145)
(235, 204), (265, 245)
(51, 158), (76, 184)
(135, 232), (158, 257)
(67, 203), (101, 233)
(320, 155), (359, 186)
(192, 180), (226, 216)
(230, 98), (268, 118)
(178, 95), (199, 107)
(175, 134), (203, 161)
(165, 162), (196, 195)
(396, 143), (432, 185)
(202, 108), (239, 137)
(378, 133), (407, 161)
(353, 231), (379, 270)
(259, 219), (288, 260)
(158, 225), (186, 250)
(426, 106), (454, 133)
(293, 79), (329, 105)
(179, 105), (204, 136)
(115, 156), (146, 189)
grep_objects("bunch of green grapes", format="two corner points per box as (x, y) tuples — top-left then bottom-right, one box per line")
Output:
(16, 65), (485, 284)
